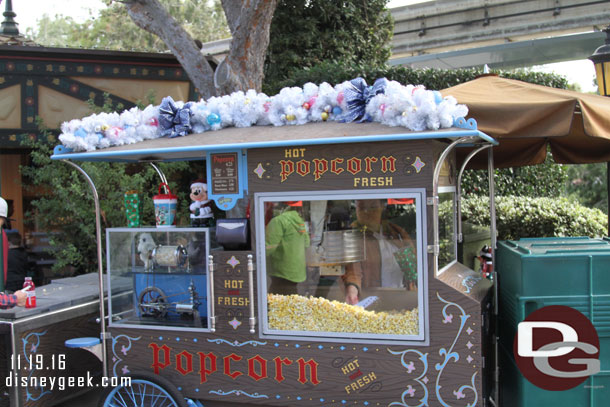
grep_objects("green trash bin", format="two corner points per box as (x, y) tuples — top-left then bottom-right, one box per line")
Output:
(497, 237), (610, 406)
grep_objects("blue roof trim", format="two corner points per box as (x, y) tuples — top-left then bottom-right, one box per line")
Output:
(51, 129), (496, 162)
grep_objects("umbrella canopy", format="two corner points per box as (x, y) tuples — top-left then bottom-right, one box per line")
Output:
(442, 75), (610, 168)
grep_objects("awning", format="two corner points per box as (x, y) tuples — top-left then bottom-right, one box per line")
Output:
(442, 75), (610, 168)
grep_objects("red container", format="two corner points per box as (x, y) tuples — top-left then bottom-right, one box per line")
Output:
(23, 276), (36, 308)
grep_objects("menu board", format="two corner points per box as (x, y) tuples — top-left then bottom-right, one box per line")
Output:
(210, 152), (239, 195)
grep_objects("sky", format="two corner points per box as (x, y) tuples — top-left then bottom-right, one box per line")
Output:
(10, 0), (598, 92)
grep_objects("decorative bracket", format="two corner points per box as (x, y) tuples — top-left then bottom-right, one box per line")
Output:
(453, 117), (478, 130)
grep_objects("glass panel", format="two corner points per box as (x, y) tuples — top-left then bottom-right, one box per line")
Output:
(107, 228), (209, 330)
(262, 195), (422, 339)
(438, 191), (456, 271)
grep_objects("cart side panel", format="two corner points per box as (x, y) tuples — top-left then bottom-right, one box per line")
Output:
(11, 307), (102, 407)
(102, 138), (491, 406)
(106, 287), (486, 407)
(1, 322), (11, 407)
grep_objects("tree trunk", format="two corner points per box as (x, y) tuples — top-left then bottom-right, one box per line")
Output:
(124, 0), (278, 98)
(218, 0), (278, 94)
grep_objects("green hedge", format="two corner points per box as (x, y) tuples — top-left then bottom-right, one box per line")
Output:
(461, 196), (607, 240)
(461, 152), (569, 198)
(263, 61), (569, 95)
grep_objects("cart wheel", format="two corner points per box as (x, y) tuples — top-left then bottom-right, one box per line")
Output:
(138, 286), (168, 318)
(98, 372), (187, 407)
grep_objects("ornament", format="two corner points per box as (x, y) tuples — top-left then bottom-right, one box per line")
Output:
(285, 114), (296, 122)
(332, 106), (342, 116)
(207, 113), (221, 126)
(302, 102), (311, 110)
(321, 112), (329, 121)
(106, 126), (122, 139)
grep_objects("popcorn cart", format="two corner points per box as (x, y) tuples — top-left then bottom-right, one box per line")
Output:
(47, 80), (500, 407)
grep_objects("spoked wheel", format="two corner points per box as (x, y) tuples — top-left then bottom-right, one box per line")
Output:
(138, 286), (168, 318)
(98, 372), (187, 407)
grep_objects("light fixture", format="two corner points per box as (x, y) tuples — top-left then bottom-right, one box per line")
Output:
(589, 26), (610, 97)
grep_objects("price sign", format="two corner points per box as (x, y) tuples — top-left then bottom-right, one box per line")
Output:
(206, 150), (244, 211)
(211, 152), (239, 194)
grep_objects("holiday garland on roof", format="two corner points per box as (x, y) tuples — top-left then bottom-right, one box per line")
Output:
(58, 78), (468, 152)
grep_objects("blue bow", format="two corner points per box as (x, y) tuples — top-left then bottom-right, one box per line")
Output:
(339, 77), (388, 123)
(158, 96), (193, 138)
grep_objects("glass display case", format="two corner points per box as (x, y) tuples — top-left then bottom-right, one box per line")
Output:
(106, 227), (210, 331)
(256, 189), (427, 343)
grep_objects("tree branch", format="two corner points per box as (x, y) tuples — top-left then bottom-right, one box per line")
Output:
(221, 0), (242, 34)
(122, 0), (277, 97)
(123, 0), (217, 98)
(220, 0), (278, 93)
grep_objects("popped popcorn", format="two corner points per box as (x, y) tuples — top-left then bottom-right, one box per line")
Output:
(267, 294), (418, 335)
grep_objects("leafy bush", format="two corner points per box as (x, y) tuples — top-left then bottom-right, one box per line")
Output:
(461, 196), (607, 240)
(263, 61), (568, 95)
(462, 153), (569, 198)
(20, 123), (196, 275)
(566, 163), (608, 215)
(264, 1), (393, 91)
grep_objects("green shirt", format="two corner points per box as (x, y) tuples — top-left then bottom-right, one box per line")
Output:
(265, 210), (310, 283)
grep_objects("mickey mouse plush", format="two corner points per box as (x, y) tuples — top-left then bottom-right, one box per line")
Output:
(189, 180), (214, 227)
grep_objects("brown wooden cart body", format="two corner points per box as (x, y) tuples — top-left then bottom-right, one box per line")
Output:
(53, 122), (496, 406)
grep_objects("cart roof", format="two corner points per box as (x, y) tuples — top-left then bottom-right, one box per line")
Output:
(51, 121), (495, 163)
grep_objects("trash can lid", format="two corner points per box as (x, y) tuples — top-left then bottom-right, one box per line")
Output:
(503, 237), (610, 256)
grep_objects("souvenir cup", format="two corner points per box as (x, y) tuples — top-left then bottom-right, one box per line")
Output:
(124, 190), (140, 227)
(153, 183), (178, 227)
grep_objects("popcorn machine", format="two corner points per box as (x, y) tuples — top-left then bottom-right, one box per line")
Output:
(50, 118), (498, 407)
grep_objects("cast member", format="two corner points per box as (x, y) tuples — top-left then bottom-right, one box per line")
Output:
(265, 201), (310, 295)
(342, 199), (416, 304)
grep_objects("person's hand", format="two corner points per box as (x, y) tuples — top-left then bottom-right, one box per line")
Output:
(345, 285), (359, 305)
(14, 290), (27, 307)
